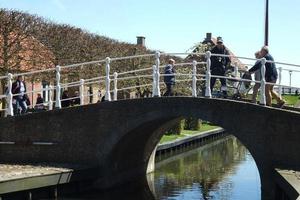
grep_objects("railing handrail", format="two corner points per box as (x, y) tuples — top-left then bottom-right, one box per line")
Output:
(2, 51), (300, 117)
(13, 68), (55, 77)
(118, 67), (153, 76)
(1, 52), (300, 80)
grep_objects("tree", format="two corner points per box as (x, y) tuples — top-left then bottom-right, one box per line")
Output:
(0, 9), (184, 107)
(0, 9), (50, 74)
(0, 9), (55, 112)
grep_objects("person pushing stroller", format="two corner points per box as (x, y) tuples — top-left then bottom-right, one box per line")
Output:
(210, 37), (231, 98)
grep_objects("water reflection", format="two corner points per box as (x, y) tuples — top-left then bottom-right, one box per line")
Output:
(60, 136), (260, 200)
(154, 136), (261, 200)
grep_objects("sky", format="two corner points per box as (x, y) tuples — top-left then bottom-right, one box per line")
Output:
(1, 0), (300, 87)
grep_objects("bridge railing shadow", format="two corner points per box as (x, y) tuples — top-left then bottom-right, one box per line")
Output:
(1, 51), (300, 117)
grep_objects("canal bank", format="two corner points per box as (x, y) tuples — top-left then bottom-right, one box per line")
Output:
(157, 127), (226, 155)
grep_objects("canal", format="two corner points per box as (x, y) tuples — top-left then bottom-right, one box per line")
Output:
(60, 135), (261, 200)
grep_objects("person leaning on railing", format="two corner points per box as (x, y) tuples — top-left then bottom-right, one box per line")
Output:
(210, 36), (231, 98)
(248, 46), (285, 107)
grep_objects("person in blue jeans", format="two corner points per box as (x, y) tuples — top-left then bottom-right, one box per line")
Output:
(163, 59), (176, 96)
(12, 75), (27, 114)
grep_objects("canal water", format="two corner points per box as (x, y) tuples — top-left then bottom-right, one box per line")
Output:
(60, 136), (261, 200)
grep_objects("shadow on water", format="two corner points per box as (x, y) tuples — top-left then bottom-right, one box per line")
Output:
(59, 135), (260, 200)
(57, 176), (155, 200)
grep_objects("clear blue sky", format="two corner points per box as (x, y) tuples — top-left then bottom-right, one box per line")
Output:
(1, 0), (300, 86)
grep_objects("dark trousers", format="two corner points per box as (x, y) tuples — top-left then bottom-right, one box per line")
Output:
(15, 96), (27, 114)
(211, 67), (227, 97)
(164, 84), (174, 96)
(210, 77), (226, 91)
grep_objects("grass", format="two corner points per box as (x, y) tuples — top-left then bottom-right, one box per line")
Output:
(159, 123), (219, 144)
(281, 94), (299, 106)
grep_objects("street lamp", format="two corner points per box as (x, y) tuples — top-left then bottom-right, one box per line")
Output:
(264, 0), (269, 46)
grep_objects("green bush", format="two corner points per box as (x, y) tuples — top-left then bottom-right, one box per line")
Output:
(184, 118), (202, 131)
(165, 119), (184, 135)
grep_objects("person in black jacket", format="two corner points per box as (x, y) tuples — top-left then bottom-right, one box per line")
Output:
(34, 93), (45, 111)
(248, 46), (285, 107)
(11, 75), (27, 114)
(210, 37), (231, 98)
(72, 91), (80, 105)
(61, 90), (71, 107)
(163, 59), (176, 96)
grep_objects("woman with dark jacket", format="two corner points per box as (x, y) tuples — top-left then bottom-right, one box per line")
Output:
(11, 75), (27, 114)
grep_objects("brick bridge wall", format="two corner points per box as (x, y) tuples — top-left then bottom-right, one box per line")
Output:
(0, 97), (300, 200)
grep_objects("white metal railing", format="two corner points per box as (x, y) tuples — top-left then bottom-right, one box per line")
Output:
(1, 51), (300, 117)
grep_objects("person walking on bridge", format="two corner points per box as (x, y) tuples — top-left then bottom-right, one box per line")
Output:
(251, 51), (262, 103)
(248, 46), (285, 107)
(210, 37), (231, 98)
(163, 59), (176, 96)
(12, 75), (27, 114)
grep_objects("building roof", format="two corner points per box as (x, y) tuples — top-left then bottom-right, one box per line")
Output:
(187, 33), (247, 71)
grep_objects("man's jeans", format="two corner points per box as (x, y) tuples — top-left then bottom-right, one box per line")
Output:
(16, 96), (27, 114)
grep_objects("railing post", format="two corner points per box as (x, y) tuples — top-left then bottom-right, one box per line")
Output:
(105, 57), (111, 101)
(113, 72), (118, 101)
(260, 58), (266, 105)
(79, 79), (85, 105)
(278, 67), (282, 97)
(155, 66), (161, 97)
(234, 64), (239, 93)
(48, 85), (53, 110)
(55, 65), (61, 108)
(45, 85), (49, 102)
(205, 51), (212, 98)
(192, 60), (197, 97)
(6, 73), (13, 116)
(154, 51), (161, 97)
(152, 65), (156, 97)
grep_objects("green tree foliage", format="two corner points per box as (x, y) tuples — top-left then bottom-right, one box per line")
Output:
(164, 119), (184, 135)
(184, 118), (202, 131)
(164, 117), (202, 136)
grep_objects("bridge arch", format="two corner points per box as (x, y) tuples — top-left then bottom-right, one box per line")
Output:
(102, 98), (259, 181)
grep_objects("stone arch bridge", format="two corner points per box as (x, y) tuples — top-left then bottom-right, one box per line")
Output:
(0, 97), (300, 200)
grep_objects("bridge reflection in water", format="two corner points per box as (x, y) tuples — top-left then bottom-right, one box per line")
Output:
(153, 135), (261, 200)
(61, 136), (261, 200)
